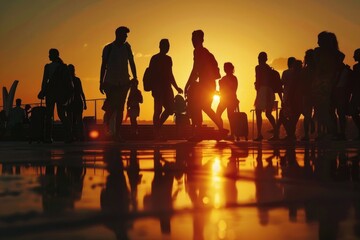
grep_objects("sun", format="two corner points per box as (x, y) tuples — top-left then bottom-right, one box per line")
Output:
(213, 94), (220, 104)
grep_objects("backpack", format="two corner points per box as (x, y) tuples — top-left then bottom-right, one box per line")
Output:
(143, 67), (152, 92)
(47, 63), (74, 105)
(269, 68), (282, 93)
(206, 51), (221, 80)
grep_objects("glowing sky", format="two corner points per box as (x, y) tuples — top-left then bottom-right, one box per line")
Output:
(1, 0), (360, 121)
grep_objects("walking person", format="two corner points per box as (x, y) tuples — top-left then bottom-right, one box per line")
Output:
(253, 52), (277, 141)
(184, 30), (228, 141)
(216, 62), (239, 139)
(68, 64), (87, 141)
(37, 48), (73, 143)
(126, 79), (143, 137)
(99, 26), (137, 142)
(149, 39), (183, 139)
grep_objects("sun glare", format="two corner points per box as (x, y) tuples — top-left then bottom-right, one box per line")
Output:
(213, 94), (220, 104)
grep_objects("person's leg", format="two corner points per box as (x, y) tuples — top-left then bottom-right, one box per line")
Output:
(255, 109), (263, 140)
(265, 109), (276, 131)
(44, 98), (55, 142)
(153, 97), (162, 129)
(202, 100), (223, 130)
(216, 101), (226, 129)
(352, 113), (360, 139)
(56, 102), (72, 142)
(114, 86), (129, 139)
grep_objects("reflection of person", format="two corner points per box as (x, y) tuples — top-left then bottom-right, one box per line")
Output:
(185, 30), (228, 140)
(150, 39), (183, 139)
(143, 149), (175, 234)
(216, 62), (239, 139)
(100, 26), (137, 142)
(100, 148), (130, 239)
(253, 52), (276, 141)
(68, 64), (87, 141)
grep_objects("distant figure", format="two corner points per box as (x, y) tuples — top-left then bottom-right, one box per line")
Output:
(350, 48), (360, 140)
(37, 48), (73, 143)
(331, 54), (352, 140)
(149, 39), (183, 139)
(126, 79), (143, 136)
(253, 52), (276, 141)
(269, 57), (296, 141)
(216, 62), (239, 139)
(283, 60), (304, 140)
(99, 26), (137, 142)
(7, 98), (25, 139)
(185, 30), (228, 140)
(312, 31), (344, 140)
(68, 64), (87, 141)
(301, 50), (316, 141)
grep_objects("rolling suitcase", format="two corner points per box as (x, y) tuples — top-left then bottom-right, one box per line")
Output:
(29, 102), (46, 143)
(231, 107), (248, 141)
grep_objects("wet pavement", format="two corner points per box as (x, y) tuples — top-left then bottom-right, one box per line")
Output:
(0, 140), (359, 240)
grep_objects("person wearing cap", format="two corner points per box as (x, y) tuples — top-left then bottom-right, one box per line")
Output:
(184, 30), (228, 141)
(100, 26), (137, 141)
(253, 51), (277, 141)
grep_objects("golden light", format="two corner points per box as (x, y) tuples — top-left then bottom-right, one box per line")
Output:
(89, 130), (100, 139)
(213, 94), (220, 105)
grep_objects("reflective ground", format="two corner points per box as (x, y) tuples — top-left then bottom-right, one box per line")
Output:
(0, 140), (359, 240)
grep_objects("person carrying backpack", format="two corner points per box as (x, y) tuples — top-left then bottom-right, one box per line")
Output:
(38, 48), (73, 143)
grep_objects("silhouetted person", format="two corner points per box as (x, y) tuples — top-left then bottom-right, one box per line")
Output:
(216, 62), (239, 139)
(149, 39), (183, 139)
(185, 30), (228, 141)
(253, 52), (276, 141)
(301, 50), (316, 141)
(7, 98), (25, 139)
(331, 54), (352, 140)
(100, 26), (137, 142)
(37, 48), (73, 143)
(312, 31), (344, 140)
(282, 60), (303, 140)
(126, 79), (143, 136)
(68, 64), (87, 141)
(350, 48), (360, 140)
(270, 57), (296, 141)
(126, 149), (142, 211)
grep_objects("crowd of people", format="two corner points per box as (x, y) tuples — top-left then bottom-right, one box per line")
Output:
(1, 27), (360, 143)
(254, 31), (360, 141)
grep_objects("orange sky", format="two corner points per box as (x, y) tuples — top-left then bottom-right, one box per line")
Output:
(1, 0), (360, 121)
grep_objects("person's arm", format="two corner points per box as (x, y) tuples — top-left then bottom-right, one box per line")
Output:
(38, 65), (49, 99)
(185, 56), (198, 95)
(100, 45), (110, 94)
(169, 58), (183, 94)
(79, 79), (87, 110)
(127, 43), (137, 80)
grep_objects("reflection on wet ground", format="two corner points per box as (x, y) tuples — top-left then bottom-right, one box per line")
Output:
(0, 140), (359, 240)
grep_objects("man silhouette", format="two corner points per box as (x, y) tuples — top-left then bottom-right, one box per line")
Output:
(149, 39), (183, 139)
(185, 30), (228, 140)
(100, 26), (137, 141)
(38, 48), (73, 143)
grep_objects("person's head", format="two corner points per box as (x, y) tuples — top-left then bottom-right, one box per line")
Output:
(115, 26), (130, 43)
(354, 48), (360, 62)
(15, 98), (21, 107)
(192, 30), (204, 48)
(68, 64), (75, 76)
(49, 48), (60, 61)
(317, 31), (339, 50)
(258, 52), (267, 64)
(304, 49), (314, 66)
(159, 39), (170, 54)
(287, 57), (296, 69)
(224, 62), (234, 74)
(25, 104), (31, 111)
(294, 59), (303, 70)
